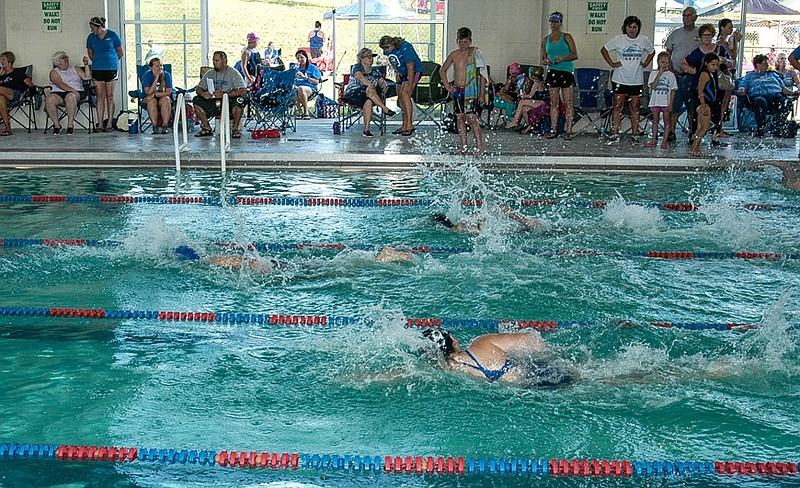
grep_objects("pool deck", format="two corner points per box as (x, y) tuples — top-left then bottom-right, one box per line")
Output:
(1, 117), (798, 173)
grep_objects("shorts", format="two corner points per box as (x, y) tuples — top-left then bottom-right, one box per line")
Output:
(493, 98), (516, 118)
(451, 86), (478, 114)
(52, 91), (87, 102)
(192, 94), (247, 118)
(671, 74), (694, 113)
(10, 89), (22, 103)
(650, 106), (669, 114)
(399, 71), (421, 85)
(545, 69), (575, 88)
(310, 48), (322, 59)
(92, 70), (118, 82)
(612, 83), (643, 97)
(342, 88), (368, 107)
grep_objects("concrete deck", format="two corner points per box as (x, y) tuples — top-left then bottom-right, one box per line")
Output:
(1, 117), (798, 172)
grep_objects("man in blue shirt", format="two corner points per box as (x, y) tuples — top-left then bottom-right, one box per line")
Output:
(738, 54), (798, 136)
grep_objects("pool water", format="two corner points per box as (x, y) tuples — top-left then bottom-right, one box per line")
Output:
(0, 165), (799, 487)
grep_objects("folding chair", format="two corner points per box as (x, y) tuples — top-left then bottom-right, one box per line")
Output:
(573, 68), (611, 134)
(249, 67), (297, 134)
(335, 68), (387, 135)
(412, 61), (449, 127)
(43, 79), (97, 134)
(603, 75), (652, 136)
(4, 65), (42, 133)
(128, 64), (176, 132)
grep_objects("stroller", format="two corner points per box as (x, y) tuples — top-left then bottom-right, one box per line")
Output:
(248, 67), (298, 134)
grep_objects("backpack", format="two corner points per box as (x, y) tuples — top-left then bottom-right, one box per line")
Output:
(315, 93), (338, 118)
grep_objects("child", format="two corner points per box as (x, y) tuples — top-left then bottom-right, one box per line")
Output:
(506, 66), (547, 132)
(645, 52), (677, 148)
(440, 27), (487, 157)
(690, 52), (720, 157)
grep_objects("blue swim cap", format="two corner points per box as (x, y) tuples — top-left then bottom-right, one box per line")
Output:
(175, 245), (200, 261)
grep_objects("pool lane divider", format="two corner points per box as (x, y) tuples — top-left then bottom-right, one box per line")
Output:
(0, 306), (759, 332)
(1, 443), (798, 478)
(0, 195), (794, 211)
(0, 238), (796, 262)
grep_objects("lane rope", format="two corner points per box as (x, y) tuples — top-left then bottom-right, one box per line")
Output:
(0, 195), (794, 211)
(0, 238), (795, 262)
(0, 305), (759, 332)
(0, 443), (797, 478)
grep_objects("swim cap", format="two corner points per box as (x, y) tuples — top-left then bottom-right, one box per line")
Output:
(175, 245), (200, 261)
(422, 328), (455, 355)
(508, 62), (521, 77)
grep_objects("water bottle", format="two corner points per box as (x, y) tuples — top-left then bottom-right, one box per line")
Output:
(128, 116), (138, 134)
(333, 121), (340, 135)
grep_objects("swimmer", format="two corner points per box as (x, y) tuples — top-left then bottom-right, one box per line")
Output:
(752, 160), (800, 189)
(431, 204), (543, 233)
(421, 328), (577, 388)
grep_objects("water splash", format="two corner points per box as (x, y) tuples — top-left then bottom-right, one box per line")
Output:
(602, 195), (663, 234)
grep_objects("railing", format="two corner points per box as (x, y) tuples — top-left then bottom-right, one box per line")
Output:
(219, 93), (231, 173)
(172, 92), (190, 172)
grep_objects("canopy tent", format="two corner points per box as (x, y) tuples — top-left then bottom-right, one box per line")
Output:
(323, 0), (418, 85)
(698, 0), (800, 18)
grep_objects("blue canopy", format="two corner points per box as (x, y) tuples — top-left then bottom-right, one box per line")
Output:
(323, 0), (416, 20)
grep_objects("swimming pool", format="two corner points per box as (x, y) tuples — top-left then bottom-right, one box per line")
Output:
(0, 166), (799, 487)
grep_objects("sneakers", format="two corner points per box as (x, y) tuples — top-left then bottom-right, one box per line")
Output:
(384, 109), (396, 117)
(710, 139), (721, 147)
(66, 127), (74, 135)
(362, 130), (374, 137)
(53, 128), (61, 135)
(606, 133), (619, 143)
(630, 134), (640, 144)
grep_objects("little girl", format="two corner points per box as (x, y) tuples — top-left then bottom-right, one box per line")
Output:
(690, 52), (720, 157)
(645, 52), (677, 148)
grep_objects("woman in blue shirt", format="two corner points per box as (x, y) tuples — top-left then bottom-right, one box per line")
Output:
(86, 16), (123, 132)
(379, 35), (422, 136)
(141, 57), (173, 134)
(292, 50), (321, 119)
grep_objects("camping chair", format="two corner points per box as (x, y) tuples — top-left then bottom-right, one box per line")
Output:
(193, 66), (247, 132)
(128, 64), (178, 133)
(4, 66), (42, 133)
(602, 74), (652, 136)
(249, 67), (297, 134)
(412, 61), (449, 127)
(573, 67), (611, 134)
(335, 68), (387, 135)
(43, 79), (97, 134)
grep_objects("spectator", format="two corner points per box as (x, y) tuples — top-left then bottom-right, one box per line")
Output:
(664, 7), (699, 143)
(690, 52), (720, 157)
(241, 32), (262, 87)
(505, 66), (547, 133)
(0, 51), (32, 136)
(141, 57), (173, 134)
(86, 16), (123, 132)
(308, 21), (326, 59)
(193, 51), (247, 139)
(264, 41), (280, 68)
(541, 11), (577, 140)
(440, 27), (487, 157)
(645, 52), (677, 149)
(681, 24), (730, 147)
(45, 51), (92, 135)
(493, 62), (524, 124)
(775, 52), (800, 90)
(737, 54), (798, 137)
(292, 50), (321, 120)
(379, 35), (422, 136)
(601, 15), (655, 143)
(717, 18), (742, 136)
(343, 47), (396, 137)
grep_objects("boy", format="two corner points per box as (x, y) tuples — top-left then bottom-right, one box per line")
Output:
(440, 27), (486, 157)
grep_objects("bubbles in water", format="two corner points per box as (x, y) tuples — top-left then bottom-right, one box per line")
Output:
(602, 195), (663, 233)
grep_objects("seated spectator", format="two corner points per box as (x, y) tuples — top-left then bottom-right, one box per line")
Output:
(141, 57), (173, 134)
(292, 50), (321, 119)
(264, 41), (280, 67)
(0, 51), (32, 136)
(192, 50), (247, 138)
(775, 52), (800, 91)
(505, 66), (547, 131)
(737, 54), (798, 137)
(343, 48), (396, 137)
(44, 51), (92, 135)
(493, 62), (523, 122)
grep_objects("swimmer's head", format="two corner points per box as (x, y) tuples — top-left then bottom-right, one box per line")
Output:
(175, 245), (200, 261)
(422, 328), (456, 356)
(430, 213), (454, 229)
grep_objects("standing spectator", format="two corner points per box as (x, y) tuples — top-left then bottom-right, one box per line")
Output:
(380, 35), (422, 137)
(681, 24), (730, 147)
(45, 51), (92, 135)
(738, 54), (798, 137)
(600, 15), (655, 143)
(343, 47), (396, 137)
(645, 52), (677, 148)
(141, 57), (173, 134)
(664, 7), (699, 143)
(308, 21), (326, 59)
(86, 16), (123, 132)
(241, 32), (262, 87)
(292, 50), (321, 119)
(192, 51), (247, 139)
(690, 52), (720, 157)
(0, 51), (32, 136)
(717, 18), (742, 136)
(541, 11), (577, 140)
(440, 27), (487, 157)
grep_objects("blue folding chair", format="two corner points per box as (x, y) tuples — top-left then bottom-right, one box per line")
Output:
(248, 67), (297, 133)
(573, 67), (611, 134)
(128, 64), (177, 132)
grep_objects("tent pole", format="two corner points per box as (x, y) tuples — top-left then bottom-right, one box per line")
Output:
(332, 10), (337, 87)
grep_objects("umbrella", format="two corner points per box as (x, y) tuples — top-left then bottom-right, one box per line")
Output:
(698, 0), (800, 16)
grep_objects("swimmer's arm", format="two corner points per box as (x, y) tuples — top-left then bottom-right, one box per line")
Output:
(478, 332), (547, 354)
(499, 204), (543, 229)
(204, 255), (245, 269)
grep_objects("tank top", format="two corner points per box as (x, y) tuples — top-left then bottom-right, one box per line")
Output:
(546, 32), (574, 73)
(50, 65), (83, 93)
(702, 72), (718, 104)
(310, 29), (324, 49)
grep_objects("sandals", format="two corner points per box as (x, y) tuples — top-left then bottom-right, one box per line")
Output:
(564, 132), (573, 141)
(232, 128), (242, 139)
(392, 127), (404, 135)
(0, 129), (11, 136)
(194, 127), (213, 137)
(400, 129), (413, 136)
(545, 132), (558, 140)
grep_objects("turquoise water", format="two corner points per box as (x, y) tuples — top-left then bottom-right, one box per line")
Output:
(0, 166), (799, 487)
